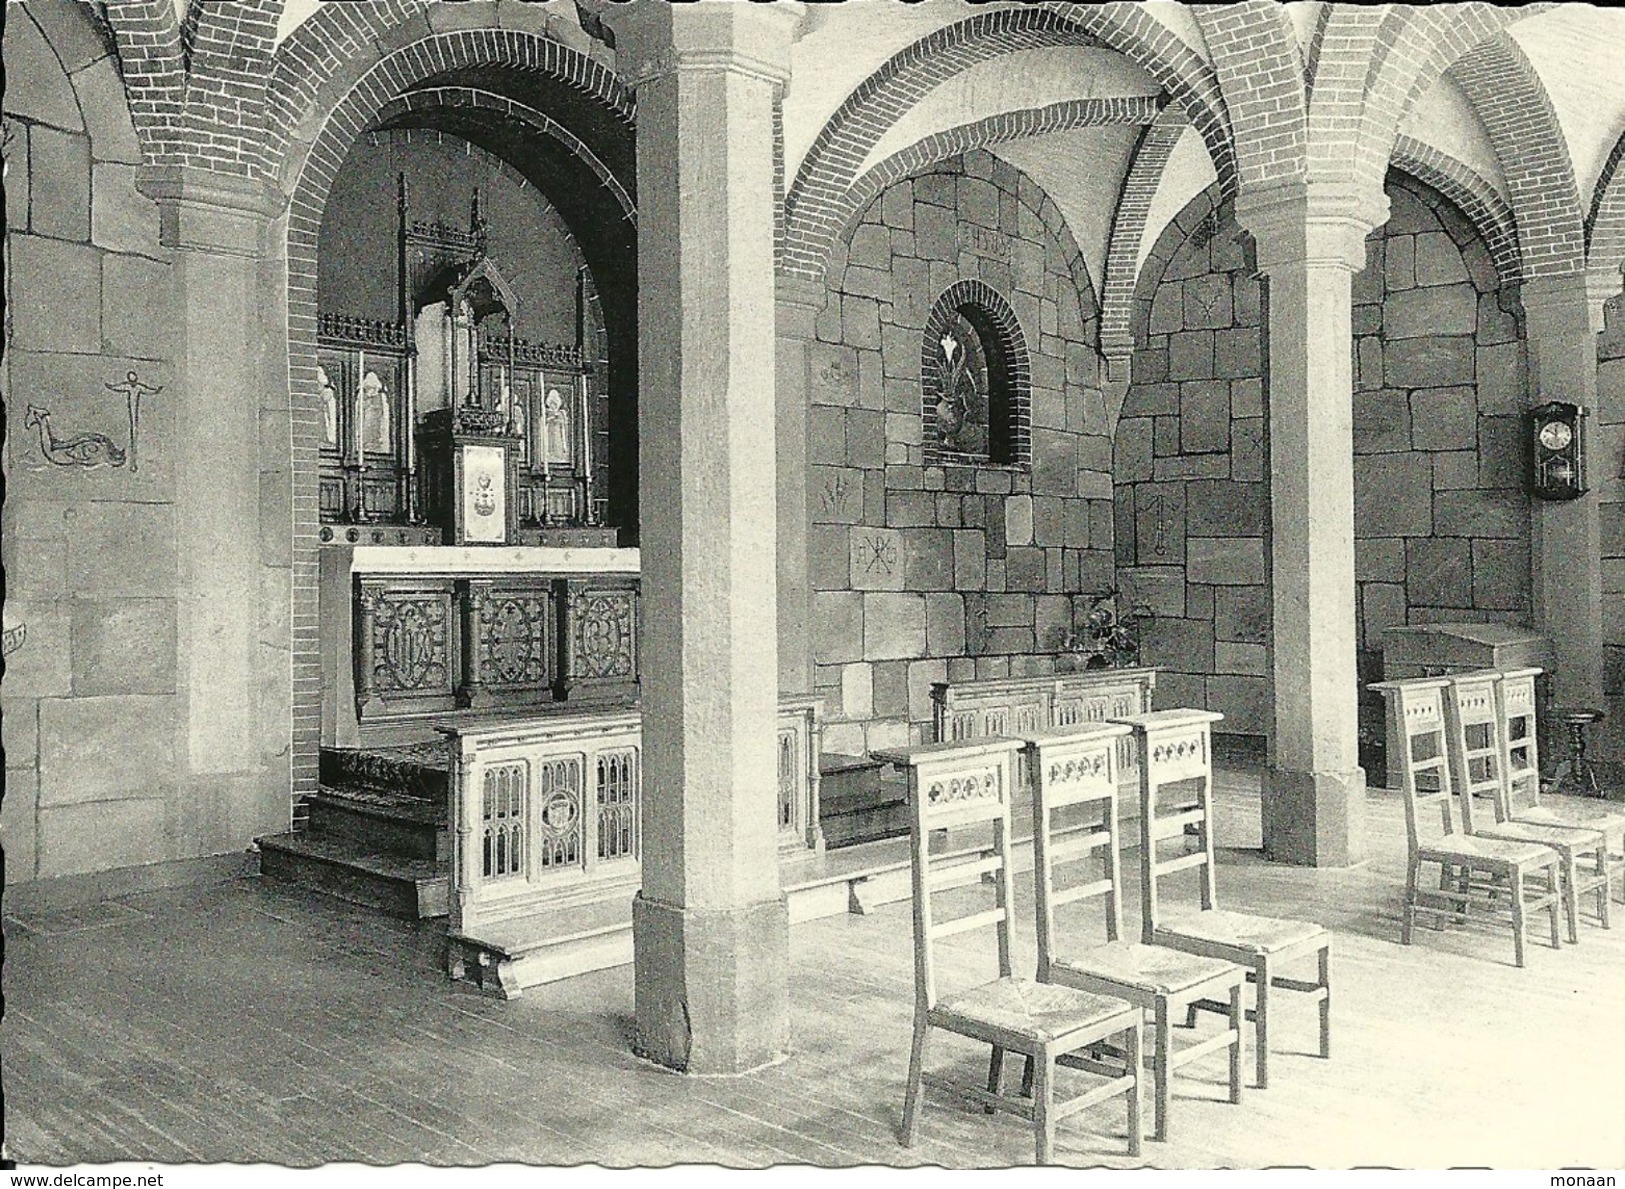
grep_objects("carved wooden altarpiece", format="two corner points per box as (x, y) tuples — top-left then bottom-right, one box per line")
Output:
(318, 178), (610, 546)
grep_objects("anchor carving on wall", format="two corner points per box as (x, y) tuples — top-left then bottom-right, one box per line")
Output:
(106, 370), (162, 472)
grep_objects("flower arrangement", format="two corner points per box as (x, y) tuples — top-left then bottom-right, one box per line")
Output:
(1063, 588), (1152, 670)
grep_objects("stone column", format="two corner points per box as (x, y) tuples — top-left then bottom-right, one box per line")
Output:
(1522, 273), (1610, 710)
(138, 166), (288, 844)
(1235, 184), (1385, 868)
(606, 0), (804, 1074)
(777, 274), (826, 695)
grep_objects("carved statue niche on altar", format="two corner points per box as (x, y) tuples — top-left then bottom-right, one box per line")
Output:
(411, 205), (526, 545)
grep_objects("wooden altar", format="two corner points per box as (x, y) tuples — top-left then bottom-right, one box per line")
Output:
(319, 543), (641, 748)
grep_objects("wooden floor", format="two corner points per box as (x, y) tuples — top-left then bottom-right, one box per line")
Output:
(5, 769), (1624, 1169)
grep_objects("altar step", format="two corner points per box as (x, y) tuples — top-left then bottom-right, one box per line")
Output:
(257, 828), (449, 919)
(258, 740), (455, 920)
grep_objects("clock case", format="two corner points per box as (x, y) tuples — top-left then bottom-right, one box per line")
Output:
(1528, 400), (1587, 501)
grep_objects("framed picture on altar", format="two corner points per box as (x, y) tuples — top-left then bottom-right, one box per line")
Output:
(452, 441), (518, 545)
(533, 383), (575, 470)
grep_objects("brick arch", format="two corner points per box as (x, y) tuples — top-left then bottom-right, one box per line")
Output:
(815, 96), (1162, 285)
(100, 0), (185, 162)
(267, 11), (631, 194)
(1354, 5), (1557, 224)
(1390, 136), (1521, 287)
(182, 0), (282, 175)
(1586, 127), (1625, 278)
(1447, 32), (1585, 280)
(781, 3), (1234, 281)
(922, 280), (1034, 469)
(375, 88), (635, 222)
(1305, 5), (1413, 194)
(102, 0), (285, 174)
(1193, 3), (1308, 191)
(277, 26), (636, 807)
(1100, 106), (1191, 361)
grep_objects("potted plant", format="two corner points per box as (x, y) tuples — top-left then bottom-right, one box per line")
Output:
(1062, 589), (1152, 670)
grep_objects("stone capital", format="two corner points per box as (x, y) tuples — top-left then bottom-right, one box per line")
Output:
(1099, 330), (1137, 385)
(606, 0), (804, 91)
(136, 165), (286, 258)
(1522, 270), (1606, 337)
(776, 272), (827, 338)
(1233, 181), (1387, 274)
(1570, 266), (1622, 335)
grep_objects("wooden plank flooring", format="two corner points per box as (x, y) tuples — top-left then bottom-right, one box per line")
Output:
(5, 769), (1624, 1168)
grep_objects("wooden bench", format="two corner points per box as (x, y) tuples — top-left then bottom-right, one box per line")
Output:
(932, 667), (1158, 795)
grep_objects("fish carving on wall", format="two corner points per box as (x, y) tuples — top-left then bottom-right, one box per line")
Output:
(25, 405), (128, 469)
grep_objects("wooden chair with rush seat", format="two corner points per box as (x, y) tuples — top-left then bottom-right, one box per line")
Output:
(1442, 671), (1609, 943)
(1370, 675), (1564, 966)
(874, 737), (1144, 1165)
(1110, 709), (1331, 1091)
(1023, 722), (1245, 1143)
(1495, 667), (1625, 906)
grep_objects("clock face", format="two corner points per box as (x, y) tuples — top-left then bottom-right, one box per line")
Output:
(1539, 420), (1573, 451)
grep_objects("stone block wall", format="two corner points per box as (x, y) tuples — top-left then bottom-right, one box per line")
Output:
(3, 6), (289, 887)
(1595, 300), (1625, 759)
(3, 8), (180, 882)
(807, 150), (1116, 756)
(1113, 175), (1531, 738)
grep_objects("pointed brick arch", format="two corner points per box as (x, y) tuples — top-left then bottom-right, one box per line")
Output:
(1305, 5), (1414, 194)
(1193, 2), (1307, 191)
(1586, 128), (1625, 279)
(1100, 106), (1191, 361)
(1390, 136), (1521, 287)
(1353, 5), (1557, 229)
(813, 96), (1162, 290)
(781, 3), (1234, 282)
(100, 0), (186, 162)
(1448, 33), (1585, 280)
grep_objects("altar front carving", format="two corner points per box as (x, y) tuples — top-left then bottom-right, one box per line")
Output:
(320, 545), (641, 747)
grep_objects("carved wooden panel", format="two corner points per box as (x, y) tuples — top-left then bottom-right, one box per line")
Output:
(479, 588), (553, 690)
(371, 588), (455, 697)
(573, 590), (636, 678)
(559, 579), (640, 700)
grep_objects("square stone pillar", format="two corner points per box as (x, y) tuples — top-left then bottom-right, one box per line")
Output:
(1235, 185), (1385, 868)
(1523, 273), (1610, 710)
(137, 166), (289, 835)
(777, 274), (827, 696)
(607, 0), (804, 1075)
